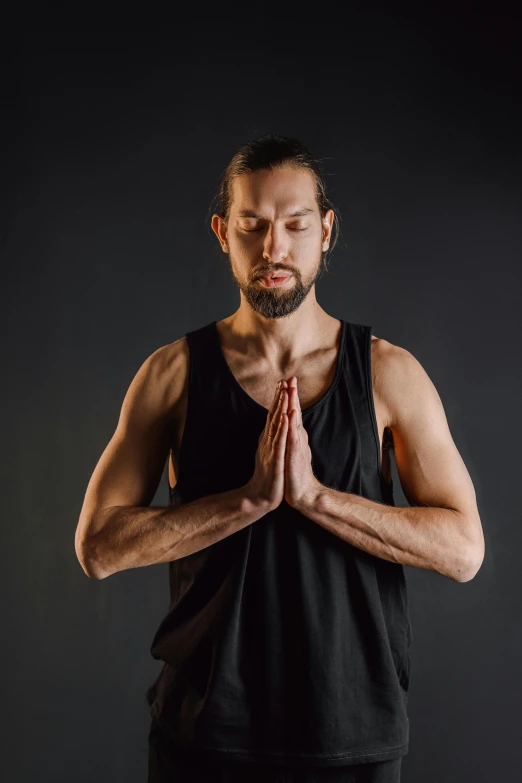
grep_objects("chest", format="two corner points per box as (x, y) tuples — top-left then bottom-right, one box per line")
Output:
(226, 346), (340, 412)
(167, 337), (392, 490)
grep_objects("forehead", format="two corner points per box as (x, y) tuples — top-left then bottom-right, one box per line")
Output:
(229, 166), (317, 215)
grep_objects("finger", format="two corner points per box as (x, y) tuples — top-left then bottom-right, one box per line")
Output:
(265, 382), (284, 432)
(271, 382), (283, 411)
(276, 404), (287, 441)
(270, 399), (284, 443)
(272, 380), (288, 411)
(278, 385), (288, 416)
(296, 397), (302, 430)
(268, 388), (287, 439)
(289, 384), (301, 429)
(292, 378), (302, 427)
(289, 408), (299, 440)
(274, 408), (288, 467)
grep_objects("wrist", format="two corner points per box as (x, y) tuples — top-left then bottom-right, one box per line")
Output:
(241, 483), (273, 518)
(291, 479), (325, 515)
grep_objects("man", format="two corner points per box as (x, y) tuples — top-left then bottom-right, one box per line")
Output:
(75, 134), (484, 782)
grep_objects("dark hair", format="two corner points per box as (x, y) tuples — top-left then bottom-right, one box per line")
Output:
(210, 134), (341, 273)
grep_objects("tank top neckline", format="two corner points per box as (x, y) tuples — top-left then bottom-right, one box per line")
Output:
(209, 318), (346, 416)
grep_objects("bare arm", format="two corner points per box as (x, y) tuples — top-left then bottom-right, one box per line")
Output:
(294, 341), (485, 582)
(82, 487), (267, 580)
(75, 340), (287, 579)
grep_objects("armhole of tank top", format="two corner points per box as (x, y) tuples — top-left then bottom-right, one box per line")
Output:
(168, 332), (194, 498)
(364, 325), (385, 483)
(365, 327), (394, 501)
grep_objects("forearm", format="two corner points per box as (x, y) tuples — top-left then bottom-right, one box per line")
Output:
(299, 486), (477, 582)
(81, 486), (268, 579)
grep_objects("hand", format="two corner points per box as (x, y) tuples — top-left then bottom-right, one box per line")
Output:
(284, 376), (323, 510)
(244, 379), (289, 512)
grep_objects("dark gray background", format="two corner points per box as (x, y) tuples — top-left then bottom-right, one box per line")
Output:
(3, 13), (521, 782)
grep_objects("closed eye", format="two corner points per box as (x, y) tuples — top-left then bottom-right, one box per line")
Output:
(241, 227), (308, 233)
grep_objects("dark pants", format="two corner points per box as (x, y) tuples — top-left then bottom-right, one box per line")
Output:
(148, 721), (403, 782)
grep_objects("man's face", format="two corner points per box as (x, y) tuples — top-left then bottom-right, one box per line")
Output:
(212, 166), (333, 320)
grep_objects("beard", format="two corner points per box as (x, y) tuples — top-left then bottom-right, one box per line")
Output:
(226, 253), (323, 320)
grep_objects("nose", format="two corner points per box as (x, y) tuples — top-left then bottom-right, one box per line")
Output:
(262, 224), (289, 263)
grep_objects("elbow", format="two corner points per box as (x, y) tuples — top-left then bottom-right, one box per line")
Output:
(75, 532), (110, 580)
(453, 548), (485, 583)
(452, 514), (485, 583)
(462, 553), (484, 583)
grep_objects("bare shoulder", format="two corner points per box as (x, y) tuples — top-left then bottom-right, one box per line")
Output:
(370, 334), (436, 430)
(148, 335), (190, 415)
(150, 335), (189, 378)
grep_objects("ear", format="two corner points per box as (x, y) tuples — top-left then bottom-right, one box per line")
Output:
(321, 209), (335, 252)
(211, 214), (229, 253)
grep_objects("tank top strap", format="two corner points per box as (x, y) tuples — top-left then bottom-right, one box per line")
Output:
(183, 321), (223, 390)
(341, 320), (371, 404)
(340, 320), (393, 503)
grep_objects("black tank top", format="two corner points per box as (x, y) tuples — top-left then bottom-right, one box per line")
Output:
(145, 318), (412, 768)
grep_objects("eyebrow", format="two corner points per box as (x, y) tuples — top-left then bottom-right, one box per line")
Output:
(237, 208), (315, 218)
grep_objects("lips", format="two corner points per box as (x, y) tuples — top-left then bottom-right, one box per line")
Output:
(258, 274), (292, 287)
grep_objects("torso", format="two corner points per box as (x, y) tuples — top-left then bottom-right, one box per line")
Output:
(164, 319), (393, 491)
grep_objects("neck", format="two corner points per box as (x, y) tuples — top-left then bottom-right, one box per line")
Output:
(223, 295), (337, 366)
